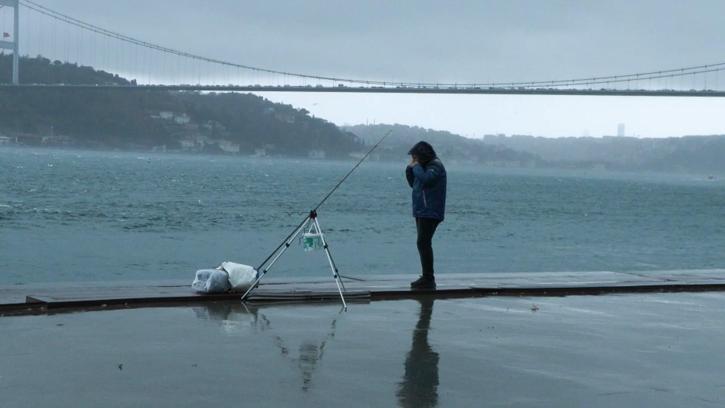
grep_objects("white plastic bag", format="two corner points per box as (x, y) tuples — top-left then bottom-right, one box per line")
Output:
(219, 261), (257, 290)
(192, 269), (231, 293)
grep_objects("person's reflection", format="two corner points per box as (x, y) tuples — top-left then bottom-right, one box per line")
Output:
(397, 297), (439, 407)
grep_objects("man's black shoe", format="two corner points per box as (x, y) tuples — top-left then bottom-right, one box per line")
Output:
(410, 276), (436, 290)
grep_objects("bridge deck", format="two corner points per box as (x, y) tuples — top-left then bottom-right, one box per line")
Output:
(2, 269), (725, 315)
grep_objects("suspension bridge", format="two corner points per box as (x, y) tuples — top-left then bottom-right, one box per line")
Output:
(2, 0), (725, 97)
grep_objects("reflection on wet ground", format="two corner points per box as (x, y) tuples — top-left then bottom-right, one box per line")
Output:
(2, 293), (725, 407)
(398, 298), (439, 407)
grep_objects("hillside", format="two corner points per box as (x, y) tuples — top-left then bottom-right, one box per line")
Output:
(483, 134), (725, 173)
(345, 124), (542, 166)
(0, 55), (363, 158)
(5, 55), (723, 172)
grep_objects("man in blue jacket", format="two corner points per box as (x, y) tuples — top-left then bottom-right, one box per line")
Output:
(406, 141), (447, 290)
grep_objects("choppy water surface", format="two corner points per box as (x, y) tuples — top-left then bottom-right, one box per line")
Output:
(1, 147), (724, 284)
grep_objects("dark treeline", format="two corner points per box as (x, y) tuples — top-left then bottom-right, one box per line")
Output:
(0, 54), (130, 85)
(351, 124), (725, 174)
(346, 124), (541, 166)
(0, 55), (363, 157)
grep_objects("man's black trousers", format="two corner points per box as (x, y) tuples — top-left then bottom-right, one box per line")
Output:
(416, 217), (440, 278)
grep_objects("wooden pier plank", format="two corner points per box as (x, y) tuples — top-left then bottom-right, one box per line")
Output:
(2, 269), (725, 315)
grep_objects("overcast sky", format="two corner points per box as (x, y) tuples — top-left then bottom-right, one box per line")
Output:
(10, 0), (725, 137)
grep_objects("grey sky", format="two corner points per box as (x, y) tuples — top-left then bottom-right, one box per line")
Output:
(10, 0), (725, 137)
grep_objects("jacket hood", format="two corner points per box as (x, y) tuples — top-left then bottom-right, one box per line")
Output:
(408, 141), (437, 164)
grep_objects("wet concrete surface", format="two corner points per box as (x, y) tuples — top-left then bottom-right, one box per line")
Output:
(1, 293), (725, 407)
(3, 269), (725, 314)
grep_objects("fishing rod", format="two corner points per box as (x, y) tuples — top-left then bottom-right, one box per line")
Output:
(252, 129), (392, 273)
(312, 129), (392, 213)
(241, 130), (393, 303)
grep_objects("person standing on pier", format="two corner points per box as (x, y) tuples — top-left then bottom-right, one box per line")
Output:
(406, 141), (447, 290)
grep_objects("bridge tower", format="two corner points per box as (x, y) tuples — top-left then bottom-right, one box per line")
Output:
(0, 0), (19, 84)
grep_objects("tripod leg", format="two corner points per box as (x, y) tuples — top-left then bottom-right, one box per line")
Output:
(313, 218), (347, 310)
(315, 219), (347, 292)
(322, 239), (346, 292)
(311, 218), (345, 291)
(241, 218), (310, 302)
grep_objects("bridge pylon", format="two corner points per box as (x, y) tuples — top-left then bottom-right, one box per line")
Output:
(0, 0), (19, 84)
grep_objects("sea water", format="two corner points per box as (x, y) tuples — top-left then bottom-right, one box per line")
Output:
(1, 147), (724, 285)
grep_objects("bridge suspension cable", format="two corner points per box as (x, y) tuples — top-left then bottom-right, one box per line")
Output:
(17, 0), (725, 89)
(19, 0), (393, 86)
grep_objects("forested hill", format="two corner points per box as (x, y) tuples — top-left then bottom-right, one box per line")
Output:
(345, 124), (542, 166)
(482, 134), (725, 174)
(349, 123), (725, 174)
(0, 55), (363, 157)
(0, 54), (131, 86)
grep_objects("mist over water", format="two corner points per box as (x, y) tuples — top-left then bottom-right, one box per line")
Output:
(1, 147), (724, 285)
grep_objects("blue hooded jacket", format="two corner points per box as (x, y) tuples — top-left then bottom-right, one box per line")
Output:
(405, 142), (447, 221)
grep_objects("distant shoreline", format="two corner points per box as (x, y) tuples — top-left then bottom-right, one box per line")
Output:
(3, 144), (723, 180)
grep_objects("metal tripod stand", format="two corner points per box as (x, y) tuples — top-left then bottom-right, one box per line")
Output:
(241, 210), (348, 309)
